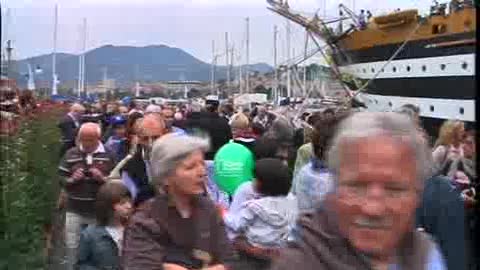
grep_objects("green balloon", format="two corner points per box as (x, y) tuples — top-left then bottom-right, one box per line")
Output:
(214, 141), (255, 195)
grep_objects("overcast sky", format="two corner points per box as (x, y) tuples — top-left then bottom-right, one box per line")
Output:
(2, 0), (429, 65)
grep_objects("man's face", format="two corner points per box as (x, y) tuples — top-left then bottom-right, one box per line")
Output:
(72, 109), (85, 119)
(169, 150), (207, 196)
(463, 135), (475, 159)
(79, 131), (100, 153)
(138, 119), (166, 145)
(138, 118), (166, 157)
(332, 136), (419, 258)
(114, 126), (127, 138)
(162, 109), (175, 129)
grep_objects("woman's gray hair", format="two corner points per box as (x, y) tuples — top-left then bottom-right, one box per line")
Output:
(327, 112), (433, 187)
(149, 134), (209, 187)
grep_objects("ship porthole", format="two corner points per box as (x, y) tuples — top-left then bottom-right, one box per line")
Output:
(388, 102), (393, 107)
(440, 64), (446, 70)
(392, 67), (397, 72)
(363, 68), (366, 73)
(462, 62), (468, 70)
(375, 100), (378, 104)
(381, 68), (385, 73)
(422, 65), (427, 72)
(371, 68), (375, 73)
(460, 107), (464, 115)
(406, 66), (411, 72)
(430, 105), (434, 112)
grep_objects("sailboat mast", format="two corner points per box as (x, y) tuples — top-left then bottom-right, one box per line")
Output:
(225, 32), (230, 90)
(273, 25), (278, 103)
(52, 4), (58, 95)
(81, 17), (87, 96)
(211, 40), (215, 93)
(286, 19), (291, 98)
(245, 17), (250, 94)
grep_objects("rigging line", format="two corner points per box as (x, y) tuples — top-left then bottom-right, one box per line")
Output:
(344, 21), (423, 103)
(308, 31), (352, 98)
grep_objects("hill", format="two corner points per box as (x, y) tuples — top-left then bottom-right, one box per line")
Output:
(14, 45), (273, 88)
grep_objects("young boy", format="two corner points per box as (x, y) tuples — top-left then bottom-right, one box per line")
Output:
(224, 158), (297, 249)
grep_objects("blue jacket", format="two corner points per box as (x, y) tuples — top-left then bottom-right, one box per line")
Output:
(76, 225), (120, 270)
(416, 176), (466, 270)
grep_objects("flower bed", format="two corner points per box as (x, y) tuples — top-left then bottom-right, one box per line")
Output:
(0, 102), (67, 269)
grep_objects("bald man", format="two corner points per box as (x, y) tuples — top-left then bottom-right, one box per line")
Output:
(58, 122), (116, 270)
(58, 103), (86, 157)
(121, 114), (167, 206)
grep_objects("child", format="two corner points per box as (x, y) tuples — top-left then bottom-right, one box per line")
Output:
(76, 180), (132, 270)
(105, 115), (128, 161)
(224, 158), (297, 249)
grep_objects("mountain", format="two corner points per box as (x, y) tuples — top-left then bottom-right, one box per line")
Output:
(14, 45), (273, 88)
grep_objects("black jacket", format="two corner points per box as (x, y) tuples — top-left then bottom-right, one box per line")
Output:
(121, 149), (155, 206)
(416, 176), (466, 270)
(58, 114), (79, 156)
(185, 111), (232, 160)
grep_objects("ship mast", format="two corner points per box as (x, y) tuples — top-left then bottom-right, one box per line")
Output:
(82, 18), (87, 96)
(210, 40), (215, 94)
(245, 17), (250, 94)
(52, 4), (58, 95)
(273, 25), (278, 104)
(286, 19), (291, 97)
(267, 0), (355, 100)
(225, 32), (230, 91)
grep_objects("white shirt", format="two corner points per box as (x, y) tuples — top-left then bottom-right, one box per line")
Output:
(105, 226), (124, 253)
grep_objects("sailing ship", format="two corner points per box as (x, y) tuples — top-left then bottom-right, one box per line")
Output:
(267, 0), (476, 133)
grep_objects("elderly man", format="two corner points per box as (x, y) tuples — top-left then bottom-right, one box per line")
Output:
(58, 103), (85, 157)
(270, 112), (445, 270)
(121, 113), (167, 206)
(58, 122), (116, 270)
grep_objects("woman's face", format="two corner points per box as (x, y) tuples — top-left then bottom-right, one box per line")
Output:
(113, 197), (133, 221)
(454, 124), (465, 143)
(463, 135), (475, 159)
(169, 150), (207, 196)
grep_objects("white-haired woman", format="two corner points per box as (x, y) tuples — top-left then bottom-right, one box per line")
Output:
(122, 134), (233, 270)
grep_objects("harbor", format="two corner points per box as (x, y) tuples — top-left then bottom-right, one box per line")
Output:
(0, 0), (478, 269)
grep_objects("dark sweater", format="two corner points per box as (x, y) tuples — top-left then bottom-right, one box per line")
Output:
(185, 112), (232, 160)
(416, 176), (466, 270)
(58, 146), (116, 217)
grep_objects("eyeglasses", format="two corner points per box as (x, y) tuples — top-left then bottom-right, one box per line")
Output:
(139, 135), (162, 142)
(464, 141), (474, 147)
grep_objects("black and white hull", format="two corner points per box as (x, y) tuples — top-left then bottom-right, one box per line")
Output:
(339, 52), (475, 122)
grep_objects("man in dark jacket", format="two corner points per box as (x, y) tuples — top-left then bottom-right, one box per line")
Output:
(185, 99), (232, 160)
(58, 103), (85, 157)
(416, 175), (466, 270)
(121, 113), (167, 206)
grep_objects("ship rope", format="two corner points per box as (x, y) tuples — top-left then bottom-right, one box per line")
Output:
(342, 21), (423, 106)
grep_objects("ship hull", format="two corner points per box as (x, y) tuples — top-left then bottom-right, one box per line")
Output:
(333, 47), (475, 123)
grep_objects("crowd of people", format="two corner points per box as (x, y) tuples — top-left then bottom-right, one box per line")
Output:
(54, 97), (478, 270)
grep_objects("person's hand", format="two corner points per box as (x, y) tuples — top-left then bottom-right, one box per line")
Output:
(162, 263), (188, 270)
(71, 168), (85, 181)
(89, 167), (105, 183)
